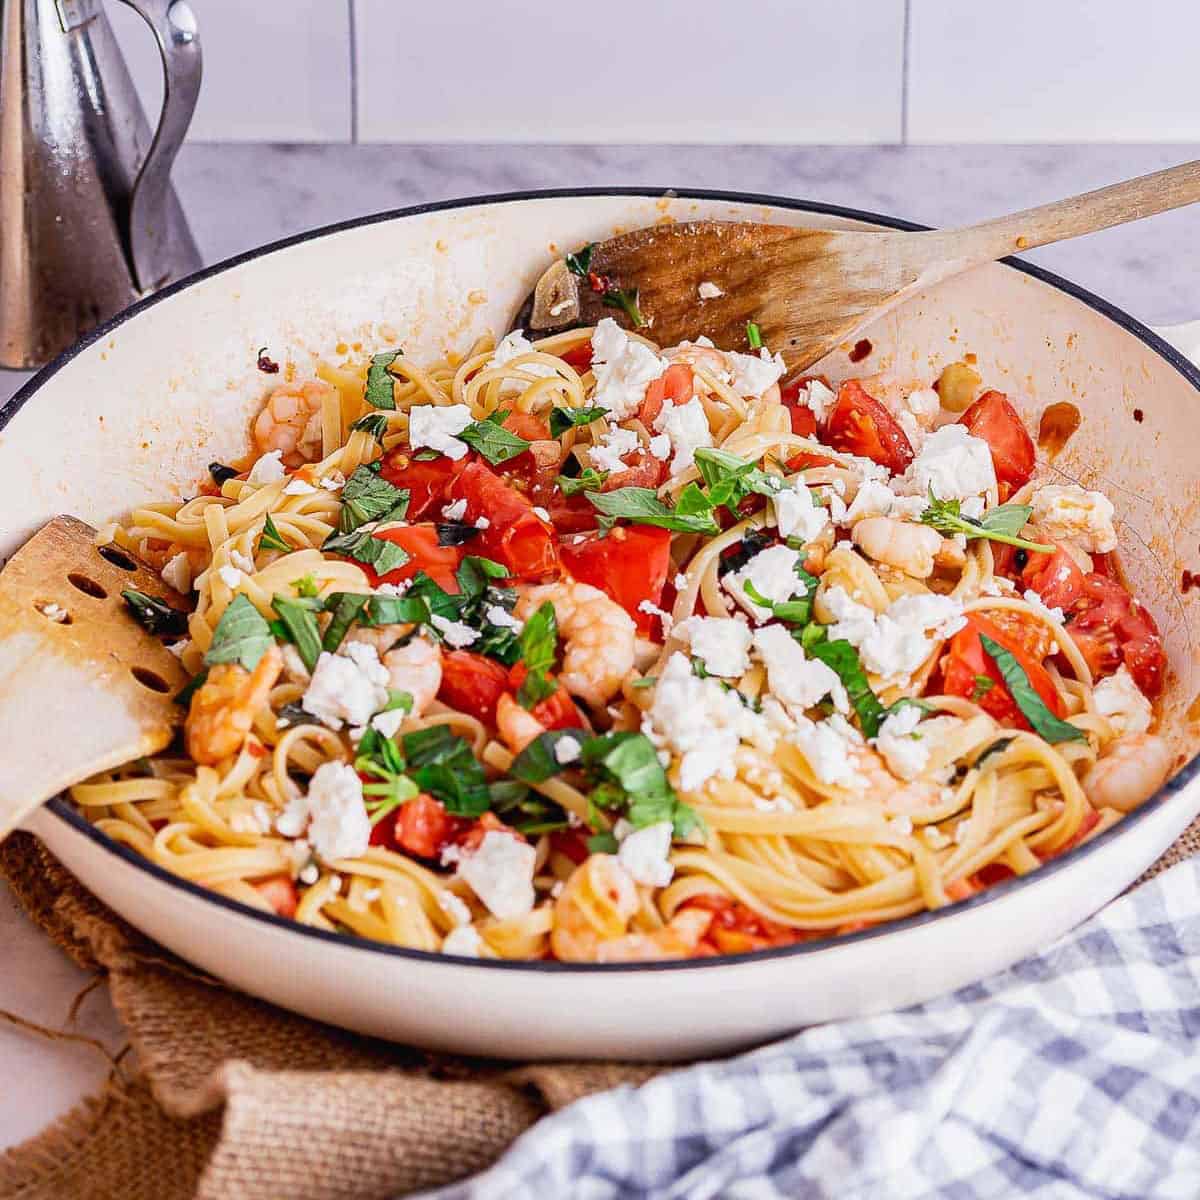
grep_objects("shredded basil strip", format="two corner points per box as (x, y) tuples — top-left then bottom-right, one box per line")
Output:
(557, 467), (608, 496)
(746, 321), (763, 349)
(510, 729), (591, 783)
(349, 412), (389, 444)
(516, 602), (559, 708)
(549, 406), (607, 437)
(459, 419), (531, 465)
(204, 595), (273, 672)
(805, 637), (887, 738)
(401, 725), (489, 816)
(585, 486), (720, 535)
(321, 593), (368, 653)
(920, 493), (1053, 554)
(322, 526), (410, 575)
(365, 349), (402, 410)
(974, 736), (1016, 770)
(564, 244), (594, 277)
(979, 634), (1087, 744)
(602, 287), (645, 328)
(338, 464), (409, 533)
(259, 513), (291, 553)
(121, 588), (189, 637)
(272, 594), (322, 671)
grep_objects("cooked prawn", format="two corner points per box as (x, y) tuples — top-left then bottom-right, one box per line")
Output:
(550, 855), (713, 963)
(343, 626), (442, 715)
(252, 380), (335, 466)
(496, 692), (547, 754)
(1083, 733), (1173, 813)
(515, 581), (636, 708)
(852, 517), (945, 579)
(185, 644), (282, 765)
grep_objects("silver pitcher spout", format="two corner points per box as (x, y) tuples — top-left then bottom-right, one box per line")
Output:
(0, 0), (202, 368)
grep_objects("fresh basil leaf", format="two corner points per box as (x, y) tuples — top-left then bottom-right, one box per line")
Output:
(974, 736), (1016, 770)
(321, 593), (368, 653)
(459, 420), (531, 465)
(401, 725), (489, 816)
(549, 406), (607, 437)
(510, 729), (591, 783)
(557, 467), (609, 496)
(586, 486), (720, 535)
(564, 244), (594, 277)
(602, 287), (645, 328)
(381, 689), (413, 713)
(693, 448), (780, 511)
(350, 412), (389, 444)
(436, 521), (481, 547)
(122, 588), (188, 637)
(365, 349), (402, 410)
(208, 462), (238, 486)
(515, 602), (559, 709)
(977, 503), (1035, 537)
(979, 634), (1087, 744)
(361, 593), (429, 626)
(746, 321), (763, 349)
(173, 668), (208, 708)
(579, 731), (699, 837)
(455, 555), (509, 604)
(404, 572), (463, 623)
(204, 595), (273, 672)
(272, 594), (322, 671)
(322, 526), (410, 576)
(920, 492), (1052, 553)
(799, 621), (828, 652)
(806, 637), (886, 738)
(339, 464), (409, 533)
(259, 513), (291, 553)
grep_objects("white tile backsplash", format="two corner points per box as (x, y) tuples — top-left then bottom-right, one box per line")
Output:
(353, 0), (905, 143)
(108, 0), (352, 142)
(907, 0), (1200, 143)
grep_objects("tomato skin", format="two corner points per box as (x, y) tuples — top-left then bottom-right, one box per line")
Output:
(501, 409), (552, 442)
(380, 448), (472, 521)
(785, 450), (836, 472)
(394, 794), (459, 859)
(1021, 544), (1085, 610)
(370, 524), (463, 592)
(1123, 636), (1167, 699)
(825, 380), (914, 473)
(601, 451), (667, 493)
(447, 460), (559, 581)
(639, 363), (694, 426)
(254, 875), (298, 918)
(958, 390), (1036, 493)
(439, 651), (511, 724)
(560, 525), (671, 636)
(1068, 573), (1166, 698)
(559, 341), (593, 372)
(686, 894), (803, 953)
(780, 375), (829, 437)
(506, 663), (582, 729)
(942, 612), (1065, 728)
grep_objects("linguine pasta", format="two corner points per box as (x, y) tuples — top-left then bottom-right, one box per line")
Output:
(76, 302), (1174, 962)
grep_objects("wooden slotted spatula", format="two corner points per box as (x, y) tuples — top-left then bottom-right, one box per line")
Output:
(0, 516), (190, 840)
(518, 160), (1200, 370)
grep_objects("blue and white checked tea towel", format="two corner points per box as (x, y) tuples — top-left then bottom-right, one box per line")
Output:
(427, 859), (1200, 1199)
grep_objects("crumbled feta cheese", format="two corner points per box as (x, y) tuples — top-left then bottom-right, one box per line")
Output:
(729, 347), (786, 397)
(442, 925), (483, 956)
(753, 624), (848, 715)
(1093, 665), (1153, 736)
(302, 644), (391, 730)
(772, 482), (828, 543)
(374, 580), (411, 597)
(370, 708), (406, 739)
(531, 505), (551, 522)
(295, 762), (371, 862)
(485, 604), (523, 632)
(217, 566), (243, 589)
(838, 479), (927, 526)
(724, 544), (805, 623)
(1023, 588), (1065, 624)
(230, 550), (256, 575)
(697, 281), (724, 300)
(653, 396), (712, 476)
(637, 599), (673, 637)
(902, 424), (996, 500)
(648, 433), (672, 460)
(553, 734), (583, 765)
(791, 715), (866, 787)
(441, 498), (468, 521)
(430, 613), (480, 648)
(874, 704), (929, 781)
(408, 403), (475, 461)
(617, 821), (675, 887)
(799, 378), (837, 424)
(824, 587), (967, 682)
(457, 831), (537, 919)
(161, 551), (192, 593)
(488, 329), (560, 383)
(246, 450), (285, 485)
(319, 471), (346, 491)
(284, 478), (318, 496)
(298, 862), (320, 885)
(674, 572), (690, 592)
(590, 425), (641, 473)
(590, 317), (668, 419)
(674, 616), (753, 678)
(475, 516), (491, 530)
(891, 387), (941, 450)
(1030, 484), (1118, 553)
(642, 652), (776, 792)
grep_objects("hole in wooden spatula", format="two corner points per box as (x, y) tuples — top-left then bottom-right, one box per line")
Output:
(97, 545), (138, 571)
(67, 572), (108, 599)
(130, 666), (171, 693)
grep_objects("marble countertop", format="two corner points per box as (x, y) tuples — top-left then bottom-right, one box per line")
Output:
(3, 141), (1199, 1152)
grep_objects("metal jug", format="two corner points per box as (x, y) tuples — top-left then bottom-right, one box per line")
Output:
(0, 0), (202, 368)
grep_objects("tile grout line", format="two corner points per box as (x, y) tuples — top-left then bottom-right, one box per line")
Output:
(347, 0), (359, 144)
(900, 0), (912, 145)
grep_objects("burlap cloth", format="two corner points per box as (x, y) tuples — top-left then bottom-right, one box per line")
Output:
(3, 816), (1200, 1200)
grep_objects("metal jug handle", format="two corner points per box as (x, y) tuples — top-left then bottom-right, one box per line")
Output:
(118, 0), (202, 293)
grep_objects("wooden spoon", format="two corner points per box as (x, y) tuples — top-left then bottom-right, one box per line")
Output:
(517, 160), (1200, 370)
(0, 516), (190, 840)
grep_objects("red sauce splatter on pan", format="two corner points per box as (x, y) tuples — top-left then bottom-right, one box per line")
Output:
(1037, 402), (1081, 457)
(848, 338), (872, 363)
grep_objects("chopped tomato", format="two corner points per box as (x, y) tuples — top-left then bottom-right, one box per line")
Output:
(370, 524), (464, 592)
(986, 608), (1056, 663)
(1021, 544), (1085, 610)
(506, 663), (582, 728)
(439, 651), (511, 723)
(560, 525), (671, 636)
(1068, 573), (1166, 697)
(380, 447), (473, 521)
(601, 451), (667, 492)
(394, 794), (459, 859)
(779, 375), (829, 437)
(447, 460), (559, 581)
(639, 363), (694, 426)
(941, 612), (1065, 728)
(958, 390), (1036, 496)
(254, 875), (298, 918)
(559, 341), (593, 372)
(456, 811), (524, 853)
(1123, 636), (1167, 700)
(549, 828), (590, 865)
(501, 409), (552, 442)
(1039, 805), (1102, 861)
(527, 476), (598, 534)
(785, 449), (836, 471)
(685, 894), (806, 953)
(825, 380), (914, 473)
